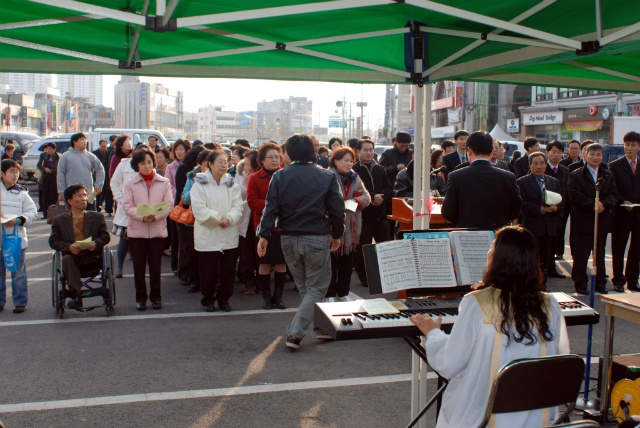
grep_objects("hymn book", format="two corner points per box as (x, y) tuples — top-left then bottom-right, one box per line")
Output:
(372, 230), (493, 294)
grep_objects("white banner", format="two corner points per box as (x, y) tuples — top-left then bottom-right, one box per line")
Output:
(431, 126), (455, 139)
(447, 108), (461, 123)
(506, 118), (519, 132)
(522, 111), (563, 125)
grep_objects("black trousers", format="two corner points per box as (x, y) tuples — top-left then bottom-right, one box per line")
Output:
(611, 217), (640, 286)
(177, 223), (199, 284)
(168, 219), (179, 271)
(40, 173), (58, 218)
(199, 248), (239, 307)
(355, 220), (390, 284)
(536, 234), (553, 285)
(238, 224), (258, 286)
(553, 209), (570, 258)
(129, 237), (164, 303)
(572, 232), (608, 290)
(96, 180), (114, 214)
(327, 252), (354, 298)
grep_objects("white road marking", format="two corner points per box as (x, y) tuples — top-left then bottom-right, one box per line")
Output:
(0, 374), (415, 413)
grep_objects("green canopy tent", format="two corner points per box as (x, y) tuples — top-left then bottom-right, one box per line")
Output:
(2, 0), (640, 228)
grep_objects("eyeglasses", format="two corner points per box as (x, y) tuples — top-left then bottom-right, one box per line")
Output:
(265, 155), (281, 160)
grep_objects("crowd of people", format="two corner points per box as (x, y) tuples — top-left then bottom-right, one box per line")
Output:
(0, 129), (638, 351)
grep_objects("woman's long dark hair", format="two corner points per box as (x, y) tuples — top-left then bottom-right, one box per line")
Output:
(473, 225), (553, 345)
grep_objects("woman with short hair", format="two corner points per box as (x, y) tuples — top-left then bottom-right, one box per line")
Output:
(165, 139), (191, 273)
(247, 142), (288, 309)
(110, 136), (135, 278)
(325, 147), (370, 302)
(410, 226), (570, 428)
(235, 150), (259, 295)
(190, 150), (243, 312)
(36, 142), (60, 219)
(122, 148), (173, 311)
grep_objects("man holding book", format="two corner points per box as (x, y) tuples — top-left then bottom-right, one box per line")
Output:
(517, 152), (562, 288)
(442, 131), (522, 231)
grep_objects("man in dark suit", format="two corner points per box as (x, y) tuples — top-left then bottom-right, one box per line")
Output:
(379, 131), (413, 237)
(48, 184), (110, 309)
(92, 138), (114, 215)
(609, 131), (640, 292)
(514, 137), (541, 178)
(441, 130), (469, 179)
(517, 152), (562, 288)
(560, 140), (581, 168)
(491, 140), (512, 171)
(442, 131), (522, 230)
(545, 140), (571, 275)
(568, 144), (620, 295)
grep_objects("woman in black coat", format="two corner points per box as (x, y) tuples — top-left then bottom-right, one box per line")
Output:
(36, 142), (60, 219)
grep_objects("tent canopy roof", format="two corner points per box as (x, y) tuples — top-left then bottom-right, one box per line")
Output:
(1, 0), (640, 92)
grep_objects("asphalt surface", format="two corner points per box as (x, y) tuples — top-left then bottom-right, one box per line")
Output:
(0, 181), (638, 428)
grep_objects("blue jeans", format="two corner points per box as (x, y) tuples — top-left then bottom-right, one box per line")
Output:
(0, 248), (28, 307)
(280, 234), (331, 339)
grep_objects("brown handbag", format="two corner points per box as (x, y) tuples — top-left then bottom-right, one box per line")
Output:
(169, 197), (195, 225)
(47, 201), (70, 224)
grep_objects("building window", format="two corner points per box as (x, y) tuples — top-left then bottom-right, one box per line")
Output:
(558, 88), (612, 98)
(535, 86), (554, 101)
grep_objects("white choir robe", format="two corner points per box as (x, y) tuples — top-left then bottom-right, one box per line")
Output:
(425, 290), (570, 428)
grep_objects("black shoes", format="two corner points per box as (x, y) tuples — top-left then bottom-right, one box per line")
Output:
(136, 302), (146, 311)
(203, 304), (215, 312)
(629, 284), (640, 292)
(548, 269), (566, 279)
(151, 302), (162, 310)
(286, 335), (302, 350)
(67, 297), (83, 310)
(179, 277), (190, 286)
(219, 304), (232, 312)
(596, 287), (608, 294)
(0, 305), (4, 312)
(13, 305), (25, 313)
(188, 284), (200, 293)
(614, 284), (625, 292)
(575, 288), (589, 296)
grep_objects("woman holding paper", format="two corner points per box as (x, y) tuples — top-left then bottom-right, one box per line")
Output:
(325, 147), (370, 302)
(190, 150), (244, 312)
(410, 225), (569, 428)
(122, 147), (173, 311)
(247, 142), (287, 310)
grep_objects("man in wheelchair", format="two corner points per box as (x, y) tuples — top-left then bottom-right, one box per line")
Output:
(49, 184), (110, 309)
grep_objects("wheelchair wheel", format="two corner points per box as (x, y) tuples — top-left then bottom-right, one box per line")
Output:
(51, 252), (64, 318)
(104, 248), (116, 314)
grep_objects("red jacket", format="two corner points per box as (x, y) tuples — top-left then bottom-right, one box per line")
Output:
(247, 167), (279, 233)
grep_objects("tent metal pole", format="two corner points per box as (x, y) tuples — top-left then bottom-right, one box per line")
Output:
(594, 0), (603, 41)
(142, 46), (273, 66)
(156, 0), (166, 16)
(126, 0), (151, 67)
(0, 35), (118, 65)
(422, 84), (432, 230)
(413, 83), (425, 230)
(600, 22), (640, 45)
(24, 0), (145, 25)
(0, 14), (104, 31)
(163, 0), (180, 27)
(565, 61), (640, 83)
(419, 27), (572, 50)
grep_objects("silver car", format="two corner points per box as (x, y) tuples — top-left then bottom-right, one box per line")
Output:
(21, 134), (73, 180)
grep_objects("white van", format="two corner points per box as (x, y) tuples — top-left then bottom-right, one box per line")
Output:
(88, 129), (168, 151)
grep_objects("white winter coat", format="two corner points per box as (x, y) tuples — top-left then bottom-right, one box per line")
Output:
(110, 158), (136, 228)
(190, 171), (244, 252)
(1, 183), (37, 249)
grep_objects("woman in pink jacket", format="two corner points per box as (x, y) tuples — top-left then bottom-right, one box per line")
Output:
(123, 147), (174, 311)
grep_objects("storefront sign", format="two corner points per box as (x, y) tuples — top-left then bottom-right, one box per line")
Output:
(506, 118), (519, 133)
(431, 97), (454, 110)
(431, 125), (455, 139)
(522, 111), (563, 125)
(564, 120), (604, 131)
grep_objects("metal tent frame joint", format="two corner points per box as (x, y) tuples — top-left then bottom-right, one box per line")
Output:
(276, 42), (287, 50)
(145, 15), (177, 32)
(118, 60), (141, 69)
(577, 40), (600, 56)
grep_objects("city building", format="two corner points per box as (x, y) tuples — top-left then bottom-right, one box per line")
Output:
(114, 76), (183, 137)
(0, 73), (54, 96)
(77, 102), (116, 132)
(257, 97), (312, 143)
(57, 74), (103, 106)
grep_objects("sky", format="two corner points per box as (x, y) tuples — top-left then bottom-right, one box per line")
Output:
(102, 75), (389, 132)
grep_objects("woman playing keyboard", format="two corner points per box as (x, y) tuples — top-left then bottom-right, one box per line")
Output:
(410, 225), (569, 428)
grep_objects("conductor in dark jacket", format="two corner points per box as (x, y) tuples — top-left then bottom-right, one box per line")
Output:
(442, 131), (522, 230)
(353, 138), (392, 287)
(609, 131), (640, 292)
(49, 184), (111, 309)
(517, 152), (562, 287)
(568, 143), (620, 295)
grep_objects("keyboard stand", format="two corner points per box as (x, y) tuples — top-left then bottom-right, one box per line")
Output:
(404, 336), (448, 428)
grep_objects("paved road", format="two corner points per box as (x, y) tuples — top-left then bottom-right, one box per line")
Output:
(0, 182), (637, 428)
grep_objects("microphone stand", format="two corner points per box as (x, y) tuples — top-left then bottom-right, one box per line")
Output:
(576, 177), (603, 411)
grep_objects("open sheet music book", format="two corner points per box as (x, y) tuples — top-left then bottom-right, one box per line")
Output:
(374, 230), (494, 294)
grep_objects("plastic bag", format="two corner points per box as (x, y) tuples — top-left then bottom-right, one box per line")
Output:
(2, 225), (22, 273)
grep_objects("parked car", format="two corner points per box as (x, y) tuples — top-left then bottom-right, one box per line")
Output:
(88, 128), (168, 151)
(0, 131), (41, 166)
(21, 134), (73, 180)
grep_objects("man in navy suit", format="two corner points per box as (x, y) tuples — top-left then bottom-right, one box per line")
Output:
(517, 152), (562, 288)
(545, 140), (571, 276)
(441, 130), (469, 179)
(514, 137), (541, 178)
(568, 144), (620, 295)
(442, 131), (522, 230)
(609, 131), (640, 292)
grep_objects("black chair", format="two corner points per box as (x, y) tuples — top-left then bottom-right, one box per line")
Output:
(476, 354), (585, 428)
(548, 421), (600, 428)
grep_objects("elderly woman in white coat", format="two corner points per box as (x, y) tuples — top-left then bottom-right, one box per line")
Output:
(190, 150), (244, 313)
(110, 144), (136, 278)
